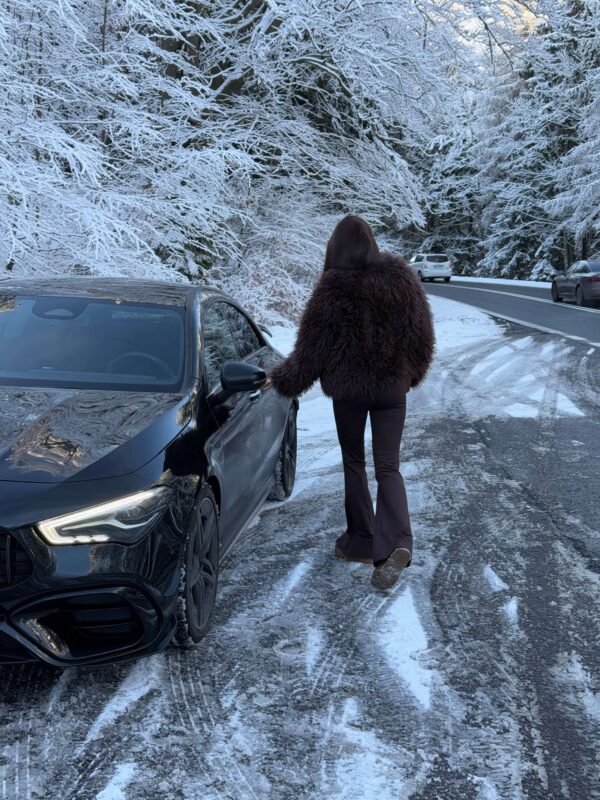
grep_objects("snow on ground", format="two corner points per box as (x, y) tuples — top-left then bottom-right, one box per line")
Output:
(415, 296), (587, 421)
(551, 652), (600, 724)
(96, 763), (137, 800)
(377, 586), (435, 710)
(484, 565), (509, 592)
(83, 656), (162, 746)
(502, 597), (519, 626)
(1, 293), (598, 800)
(267, 324), (340, 500)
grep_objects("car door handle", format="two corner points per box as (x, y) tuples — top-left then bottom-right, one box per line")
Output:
(248, 389), (261, 401)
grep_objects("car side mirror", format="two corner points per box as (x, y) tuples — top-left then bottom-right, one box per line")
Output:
(220, 361), (267, 393)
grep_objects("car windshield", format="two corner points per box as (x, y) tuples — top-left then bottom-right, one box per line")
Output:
(588, 262), (600, 272)
(0, 294), (186, 392)
(426, 255), (449, 263)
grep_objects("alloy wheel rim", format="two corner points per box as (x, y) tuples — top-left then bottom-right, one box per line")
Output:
(188, 497), (218, 629)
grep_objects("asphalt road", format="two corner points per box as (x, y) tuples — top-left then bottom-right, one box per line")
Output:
(425, 279), (600, 347)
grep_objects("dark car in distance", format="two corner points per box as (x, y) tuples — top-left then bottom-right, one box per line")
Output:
(551, 260), (600, 306)
(0, 278), (297, 667)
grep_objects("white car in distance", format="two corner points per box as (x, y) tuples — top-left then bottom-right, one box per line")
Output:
(409, 253), (453, 282)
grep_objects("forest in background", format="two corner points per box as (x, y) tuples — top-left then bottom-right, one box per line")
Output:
(0, 1), (598, 320)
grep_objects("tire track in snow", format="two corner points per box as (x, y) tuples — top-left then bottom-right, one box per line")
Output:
(415, 325), (600, 797)
(0, 664), (52, 800)
(54, 662), (157, 800)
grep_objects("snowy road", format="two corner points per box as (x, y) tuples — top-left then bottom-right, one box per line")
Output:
(1, 296), (599, 800)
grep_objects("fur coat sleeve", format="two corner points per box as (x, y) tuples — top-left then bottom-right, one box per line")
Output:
(269, 277), (335, 398)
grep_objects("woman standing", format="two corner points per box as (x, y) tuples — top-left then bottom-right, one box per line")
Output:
(269, 215), (434, 590)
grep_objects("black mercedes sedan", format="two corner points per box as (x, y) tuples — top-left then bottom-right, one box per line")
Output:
(0, 278), (297, 667)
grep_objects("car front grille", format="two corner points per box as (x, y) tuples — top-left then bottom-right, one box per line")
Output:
(32, 593), (146, 659)
(0, 530), (34, 588)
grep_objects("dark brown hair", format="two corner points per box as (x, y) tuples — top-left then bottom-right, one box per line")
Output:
(323, 214), (380, 271)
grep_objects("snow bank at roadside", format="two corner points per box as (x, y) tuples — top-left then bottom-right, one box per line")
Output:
(425, 295), (499, 355)
(267, 295), (500, 360)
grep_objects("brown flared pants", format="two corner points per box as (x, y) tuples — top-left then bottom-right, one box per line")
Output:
(332, 378), (412, 566)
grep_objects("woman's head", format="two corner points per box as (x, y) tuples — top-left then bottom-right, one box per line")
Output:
(323, 215), (380, 272)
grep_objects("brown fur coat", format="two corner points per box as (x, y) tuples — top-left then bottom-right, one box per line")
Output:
(270, 252), (435, 400)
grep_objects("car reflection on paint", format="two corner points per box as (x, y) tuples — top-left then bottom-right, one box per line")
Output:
(0, 278), (297, 667)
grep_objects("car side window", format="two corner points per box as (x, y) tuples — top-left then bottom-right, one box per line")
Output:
(413, 255), (423, 263)
(222, 303), (262, 360)
(202, 303), (239, 391)
(568, 262), (582, 275)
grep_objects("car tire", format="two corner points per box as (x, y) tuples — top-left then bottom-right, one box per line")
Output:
(173, 484), (219, 648)
(551, 282), (562, 302)
(418, 271), (424, 282)
(575, 284), (587, 307)
(268, 404), (297, 501)
(444, 277), (451, 283)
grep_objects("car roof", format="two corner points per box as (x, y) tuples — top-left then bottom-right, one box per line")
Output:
(0, 276), (222, 306)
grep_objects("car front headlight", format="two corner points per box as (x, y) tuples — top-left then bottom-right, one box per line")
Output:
(37, 487), (172, 545)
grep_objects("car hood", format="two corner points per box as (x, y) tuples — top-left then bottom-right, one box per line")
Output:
(0, 386), (193, 483)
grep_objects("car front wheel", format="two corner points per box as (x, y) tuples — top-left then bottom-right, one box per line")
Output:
(418, 271), (424, 282)
(444, 277), (451, 283)
(575, 284), (587, 307)
(551, 282), (562, 302)
(174, 484), (219, 647)
(268, 404), (297, 501)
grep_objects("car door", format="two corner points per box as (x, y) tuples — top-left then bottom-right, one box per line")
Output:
(576, 261), (590, 293)
(201, 301), (266, 543)
(564, 262), (583, 297)
(411, 255), (423, 275)
(220, 302), (286, 495)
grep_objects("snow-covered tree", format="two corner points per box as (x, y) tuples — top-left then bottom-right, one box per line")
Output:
(0, 1), (236, 278)
(543, 0), (600, 262)
(450, 0), (600, 277)
(1, 0), (473, 316)
(3, 0), (595, 300)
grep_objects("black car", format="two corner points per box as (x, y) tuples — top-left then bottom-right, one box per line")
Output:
(0, 278), (297, 667)
(551, 260), (600, 306)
